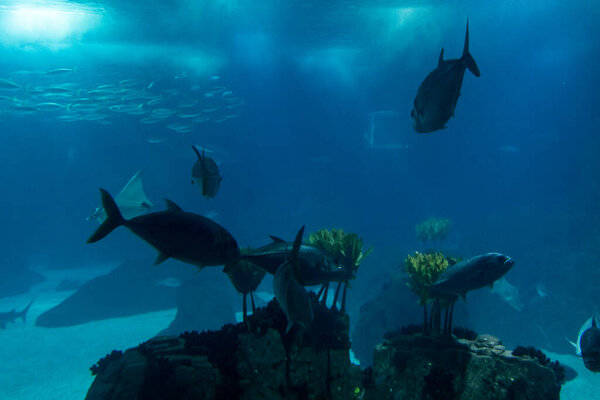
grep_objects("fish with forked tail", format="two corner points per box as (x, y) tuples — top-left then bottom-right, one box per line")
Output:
(88, 170), (153, 223)
(236, 235), (349, 286)
(87, 188), (240, 268)
(411, 20), (480, 133)
(429, 252), (515, 298)
(273, 226), (314, 334)
(191, 146), (222, 198)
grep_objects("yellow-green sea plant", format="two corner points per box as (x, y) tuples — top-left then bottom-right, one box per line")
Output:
(416, 217), (452, 249)
(404, 251), (449, 333)
(308, 228), (373, 311)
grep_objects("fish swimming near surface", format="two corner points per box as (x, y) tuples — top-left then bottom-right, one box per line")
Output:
(234, 235), (349, 286)
(273, 226), (314, 334)
(411, 20), (480, 133)
(429, 252), (515, 298)
(191, 145), (222, 198)
(0, 300), (33, 329)
(87, 188), (240, 268)
(88, 171), (153, 223)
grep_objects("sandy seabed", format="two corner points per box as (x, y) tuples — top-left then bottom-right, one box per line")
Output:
(0, 264), (597, 400)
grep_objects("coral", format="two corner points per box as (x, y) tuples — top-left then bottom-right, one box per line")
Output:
(308, 228), (373, 278)
(416, 217), (452, 245)
(90, 350), (123, 376)
(404, 252), (449, 304)
(452, 327), (478, 341)
(512, 346), (565, 383)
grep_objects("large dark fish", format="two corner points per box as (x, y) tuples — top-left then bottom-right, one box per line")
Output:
(273, 226), (313, 333)
(87, 188), (240, 268)
(191, 146), (222, 198)
(0, 300), (33, 329)
(429, 253), (515, 298)
(237, 236), (349, 286)
(411, 20), (480, 133)
(581, 317), (600, 372)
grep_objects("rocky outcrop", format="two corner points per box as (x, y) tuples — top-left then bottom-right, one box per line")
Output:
(85, 298), (362, 400)
(364, 332), (562, 400)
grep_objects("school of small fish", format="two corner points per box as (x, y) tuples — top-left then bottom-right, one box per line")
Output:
(0, 69), (243, 134)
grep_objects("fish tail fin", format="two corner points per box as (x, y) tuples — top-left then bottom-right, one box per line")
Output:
(87, 188), (125, 243)
(462, 19), (481, 77)
(19, 299), (34, 322)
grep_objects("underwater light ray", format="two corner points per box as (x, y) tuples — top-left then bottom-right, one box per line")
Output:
(0, 1), (105, 45)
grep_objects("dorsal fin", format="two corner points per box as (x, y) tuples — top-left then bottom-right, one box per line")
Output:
(438, 48), (444, 66)
(463, 19), (470, 57)
(164, 199), (183, 212)
(191, 145), (203, 160)
(269, 235), (286, 243)
(290, 226), (306, 285)
(291, 226), (304, 259)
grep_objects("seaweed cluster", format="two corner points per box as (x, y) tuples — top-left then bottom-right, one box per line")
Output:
(416, 217), (452, 248)
(404, 252), (462, 335)
(404, 252), (449, 304)
(512, 346), (565, 383)
(308, 228), (372, 277)
(90, 350), (123, 376)
(309, 228), (372, 311)
(452, 327), (477, 341)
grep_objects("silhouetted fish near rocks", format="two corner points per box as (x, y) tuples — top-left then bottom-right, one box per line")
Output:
(191, 145), (222, 198)
(87, 188), (240, 268)
(580, 315), (600, 372)
(429, 252), (515, 298)
(237, 235), (348, 286)
(411, 20), (480, 133)
(273, 226), (313, 333)
(568, 314), (598, 356)
(0, 300), (33, 329)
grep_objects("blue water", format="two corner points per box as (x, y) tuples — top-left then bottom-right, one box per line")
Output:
(0, 0), (599, 392)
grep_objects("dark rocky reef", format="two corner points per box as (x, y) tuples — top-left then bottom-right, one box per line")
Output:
(365, 331), (562, 400)
(85, 296), (361, 400)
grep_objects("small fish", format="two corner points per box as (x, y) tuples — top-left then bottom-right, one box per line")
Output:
(0, 79), (22, 90)
(156, 278), (183, 288)
(87, 189), (240, 268)
(499, 145), (520, 153)
(429, 253), (515, 299)
(147, 137), (167, 144)
(147, 81), (155, 89)
(0, 300), (33, 329)
(191, 145), (222, 198)
(140, 117), (161, 124)
(36, 102), (66, 111)
(88, 171), (153, 223)
(46, 68), (76, 75)
(536, 282), (548, 298)
(411, 20), (480, 133)
(273, 226), (313, 333)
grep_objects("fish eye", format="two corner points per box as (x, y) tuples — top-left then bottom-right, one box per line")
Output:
(410, 110), (414, 118)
